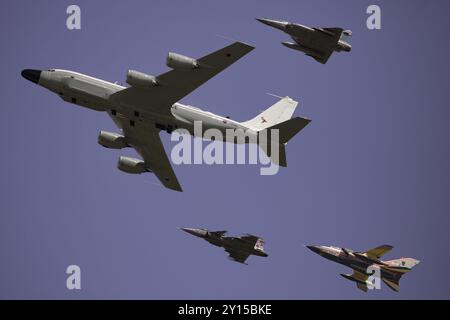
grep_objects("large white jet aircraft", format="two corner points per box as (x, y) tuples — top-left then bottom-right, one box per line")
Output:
(22, 42), (310, 192)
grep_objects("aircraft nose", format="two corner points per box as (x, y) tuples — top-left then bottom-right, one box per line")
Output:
(306, 245), (323, 255)
(21, 69), (42, 84)
(179, 227), (201, 237)
(256, 18), (288, 30)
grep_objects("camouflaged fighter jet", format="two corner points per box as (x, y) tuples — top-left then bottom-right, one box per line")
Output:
(257, 18), (351, 64)
(306, 245), (420, 292)
(180, 228), (268, 264)
(22, 42), (310, 192)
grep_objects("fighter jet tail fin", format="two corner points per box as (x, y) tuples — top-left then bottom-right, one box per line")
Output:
(242, 234), (266, 252)
(243, 96), (299, 131)
(258, 117), (311, 167)
(384, 258), (420, 274)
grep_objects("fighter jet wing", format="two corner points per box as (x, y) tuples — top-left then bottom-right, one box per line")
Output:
(109, 112), (182, 192)
(110, 42), (254, 116)
(364, 245), (394, 260)
(225, 249), (250, 264)
(351, 270), (370, 292)
(309, 27), (344, 64)
(306, 52), (332, 64)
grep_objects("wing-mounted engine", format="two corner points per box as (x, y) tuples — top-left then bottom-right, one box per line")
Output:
(98, 131), (128, 149)
(126, 70), (159, 87)
(166, 52), (199, 70)
(117, 156), (148, 174)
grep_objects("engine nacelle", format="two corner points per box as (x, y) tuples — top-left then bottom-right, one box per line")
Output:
(117, 156), (147, 174)
(98, 131), (128, 149)
(166, 52), (199, 70)
(126, 70), (159, 87)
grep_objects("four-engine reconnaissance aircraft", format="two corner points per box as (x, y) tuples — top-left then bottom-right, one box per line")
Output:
(257, 18), (352, 64)
(22, 42), (311, 192)
(306, 245), (420, 292)
(180, 228), (268, 264)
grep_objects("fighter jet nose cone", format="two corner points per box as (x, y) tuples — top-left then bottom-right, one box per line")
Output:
(256, 18), (287, 30)
(306, 245), (322, 254)
(21, 69), (42, 84)
(180, 227), (199, 236)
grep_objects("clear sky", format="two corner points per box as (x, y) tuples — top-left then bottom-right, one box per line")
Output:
(1, 0), (449, 299)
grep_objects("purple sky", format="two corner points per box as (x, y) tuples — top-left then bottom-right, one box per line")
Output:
(1, 0), (450, 299)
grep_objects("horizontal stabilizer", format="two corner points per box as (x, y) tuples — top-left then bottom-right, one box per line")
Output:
(382, 278), (400, 292)
(265, 117), (311, 144)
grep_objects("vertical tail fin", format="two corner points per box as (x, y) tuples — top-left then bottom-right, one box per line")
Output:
(382, 258), (420, 292)
(384, 258), (420, 272)
(243, 96), (298, 131)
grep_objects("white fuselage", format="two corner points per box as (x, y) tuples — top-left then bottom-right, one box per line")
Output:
(38, 69), (257, 142)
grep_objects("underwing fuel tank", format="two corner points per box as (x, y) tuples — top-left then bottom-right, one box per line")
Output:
(281, 41), (319, 56)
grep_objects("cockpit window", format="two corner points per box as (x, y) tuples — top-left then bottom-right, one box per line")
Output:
(47, 69), (56, 72)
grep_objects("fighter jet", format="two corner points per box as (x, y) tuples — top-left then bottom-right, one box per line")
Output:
(257, 18), (352, 64)
(22, 42), (310, 192)
(306, 245), (420, 292)
(180, 228), (268, 264)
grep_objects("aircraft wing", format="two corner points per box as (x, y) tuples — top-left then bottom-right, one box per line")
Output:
(309, 27), (344, 64)
(110, 42), (254, 116)
(364, 245), (394, 260)
(109, 112), (182, 192)
(307, 51), (333, 64)
(225, 249), (250, 264)
(352, 270), (370, 292)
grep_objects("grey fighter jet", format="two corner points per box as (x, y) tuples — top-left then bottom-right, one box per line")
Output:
(257, 18), (352, 64)
(306, 245), (420, 292)
(180, 228), (268, 264)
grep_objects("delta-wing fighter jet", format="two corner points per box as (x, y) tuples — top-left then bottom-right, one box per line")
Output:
(180, 228), (268, 264)
(257, 18), (352, 64)
(306, 245), (420, 292)
(22, 42), (310, 192)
